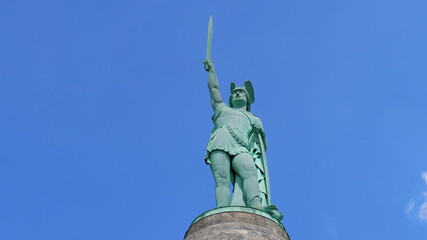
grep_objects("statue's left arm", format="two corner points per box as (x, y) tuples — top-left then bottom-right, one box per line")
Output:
(252, 119), (267, 151)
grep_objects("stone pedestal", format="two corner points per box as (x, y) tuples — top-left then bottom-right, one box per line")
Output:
(184, 207), (290, 240)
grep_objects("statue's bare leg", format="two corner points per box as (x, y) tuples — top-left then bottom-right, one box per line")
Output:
(232, 153), (261, 207)
(232, 153), (283, 220)
(209, 150), (231, 207)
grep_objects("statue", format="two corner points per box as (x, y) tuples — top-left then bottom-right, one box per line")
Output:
(203, 16), (283, 221)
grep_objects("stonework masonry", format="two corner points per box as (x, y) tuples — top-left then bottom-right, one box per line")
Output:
(184, 211), (290, 240)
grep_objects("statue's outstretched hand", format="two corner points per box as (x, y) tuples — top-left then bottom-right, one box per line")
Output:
(203, 59), (214, 72)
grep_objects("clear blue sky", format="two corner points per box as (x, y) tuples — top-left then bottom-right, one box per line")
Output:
(1, 1), (426, 239)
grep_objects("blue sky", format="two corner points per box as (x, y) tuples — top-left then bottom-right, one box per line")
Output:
(1, 1), (426, 239)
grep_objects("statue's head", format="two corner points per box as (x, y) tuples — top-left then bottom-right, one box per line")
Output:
(229, 80), (255, 111)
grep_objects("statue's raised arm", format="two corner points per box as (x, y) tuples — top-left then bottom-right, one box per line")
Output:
(203, 16), (222, 111)
(204, 60), (223, 111)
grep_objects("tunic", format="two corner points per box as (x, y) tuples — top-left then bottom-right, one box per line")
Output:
(205, 102), (261, 164)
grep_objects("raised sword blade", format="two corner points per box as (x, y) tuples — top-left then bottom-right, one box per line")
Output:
(206, 15), (213, 61)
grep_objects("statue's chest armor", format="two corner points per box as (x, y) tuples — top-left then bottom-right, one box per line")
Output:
(215, 108), (252, 133)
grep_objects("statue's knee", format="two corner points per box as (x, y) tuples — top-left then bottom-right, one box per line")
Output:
(213, 166), (229, 180)
(210, 151), (230, 183)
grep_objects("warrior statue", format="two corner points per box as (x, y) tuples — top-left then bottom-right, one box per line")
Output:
(203, 16), (283, 221)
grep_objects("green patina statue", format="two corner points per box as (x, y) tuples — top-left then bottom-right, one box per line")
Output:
(203, 16), (283, 221)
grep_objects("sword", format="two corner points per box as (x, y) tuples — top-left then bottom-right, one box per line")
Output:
(205, 15), (213, 61)
(258, 133), (271, 205)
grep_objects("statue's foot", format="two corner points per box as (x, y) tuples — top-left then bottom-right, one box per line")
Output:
(253, 204), (283, 221)
(271, 209), (284, 222)
(253, 204), (277, 211)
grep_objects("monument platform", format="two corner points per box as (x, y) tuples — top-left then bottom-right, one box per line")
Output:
(184, 207), (290, 240)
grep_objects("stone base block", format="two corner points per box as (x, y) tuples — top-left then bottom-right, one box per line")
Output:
(184, 207), (290, 240)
